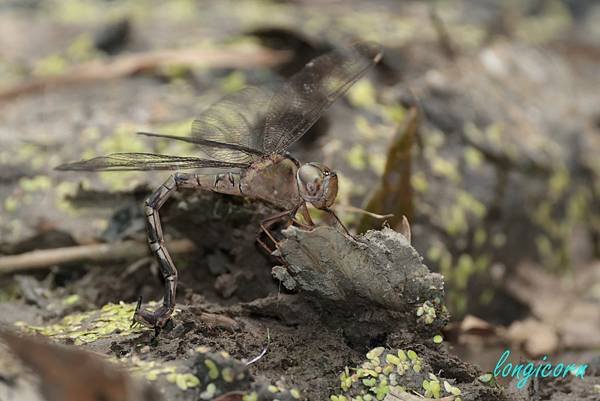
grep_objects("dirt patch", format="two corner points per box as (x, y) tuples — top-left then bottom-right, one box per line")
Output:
(0, 193), (505, 400)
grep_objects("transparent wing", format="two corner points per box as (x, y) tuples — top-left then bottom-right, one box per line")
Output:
(189, 86), (272, 162)
(55, 153), (249, 171)
(137, 132), (264, 158)
(263, 41), (382, 153)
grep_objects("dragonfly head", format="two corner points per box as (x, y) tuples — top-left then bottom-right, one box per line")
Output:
(296, 162), (338, 209)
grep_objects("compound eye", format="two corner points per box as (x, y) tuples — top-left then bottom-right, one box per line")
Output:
(298, 164), (324, 196)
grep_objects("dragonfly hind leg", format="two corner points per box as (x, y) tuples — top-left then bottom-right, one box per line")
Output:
(133, 172), (198, 331)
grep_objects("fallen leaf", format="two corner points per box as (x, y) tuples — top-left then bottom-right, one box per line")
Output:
(0, 329), (162, 401)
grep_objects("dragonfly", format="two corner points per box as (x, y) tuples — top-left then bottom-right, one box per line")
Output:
(57, 41), (383, 331)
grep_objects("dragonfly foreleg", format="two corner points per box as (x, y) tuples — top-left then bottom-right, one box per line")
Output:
(298, 203), (315, 227)
(133, 172), (197, 330)
(325, 208), (361, 242)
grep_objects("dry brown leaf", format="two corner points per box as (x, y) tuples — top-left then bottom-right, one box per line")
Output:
(505, 262), (600, 351)
(0, 329), (162, 401)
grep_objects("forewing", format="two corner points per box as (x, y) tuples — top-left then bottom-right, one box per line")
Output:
(55, 153), (249, 171)
(263, 41), (382, 152)
(190, 86), (272, 162)
(137, 132), (264, 158)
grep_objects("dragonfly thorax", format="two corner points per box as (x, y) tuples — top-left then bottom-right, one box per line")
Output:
(296, 162), (338, 209)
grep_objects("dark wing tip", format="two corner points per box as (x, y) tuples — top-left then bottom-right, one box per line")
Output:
(55, 162), (82, 171)
(54, 156), (113, 171)
(136, 131), (159, 138)
(352, 41), (384, 64)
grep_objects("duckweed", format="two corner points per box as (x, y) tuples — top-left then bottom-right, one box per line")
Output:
(331, 347), (464, 401)
(15, 301), (150, 345)
(175, 373), (201, 390)
(416, 302), (436, 325)
(205, 359), (220, 380)
(478, 373), (494, 384)
(200, 382), (217, 399)
(128, 356), (177, 383)
(243, 392), (259, 401)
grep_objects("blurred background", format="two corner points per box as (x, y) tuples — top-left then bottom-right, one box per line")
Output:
(0, 0), (599, 396)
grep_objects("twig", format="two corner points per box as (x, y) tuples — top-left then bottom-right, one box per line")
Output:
(198, 312), (239, 332)
(119, 256), (154, 280)
(0, 239), (195, 274)
(0, 47), (290, 103)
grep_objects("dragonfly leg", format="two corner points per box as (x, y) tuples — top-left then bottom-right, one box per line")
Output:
(258, 210), (294, 258)
(257, 203), (306, 259)
(325, 208), (361, 242)
(133, 172), (197, 330)
(298, 202), (315, 228)
(284, 152), (301, 168)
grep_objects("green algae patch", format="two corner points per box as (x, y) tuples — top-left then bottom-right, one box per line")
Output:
(345, 144), (368, 171)
(33, 54), (68, 77)
(0, 282), (20, 303)
(62, 294), (80, 306)
(4, 196), (19, 213)
(19, 176), (52, 192)
(347, 80), (377, 109)
(66, 33), (98, 62)
(55, 181), (80, 214)
(14, 301), (152, 345)
(220, 70), (247, 93)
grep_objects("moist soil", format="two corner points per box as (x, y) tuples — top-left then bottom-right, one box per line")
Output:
(0, 192), (505, 401)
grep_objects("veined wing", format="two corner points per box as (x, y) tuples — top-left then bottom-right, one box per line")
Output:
(137, 132), (264, 158)
(188, 86), (272, 162)
(263, 41), (382, 153)
(55, 153), (249, 171)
